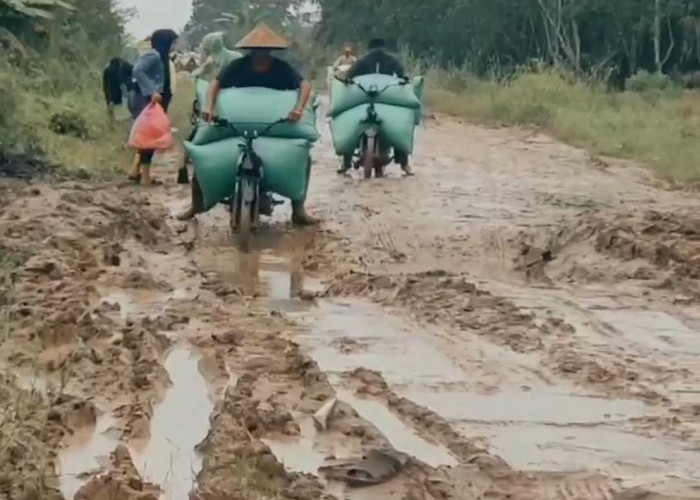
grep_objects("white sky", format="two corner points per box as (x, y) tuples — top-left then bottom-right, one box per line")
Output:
(119, 0), (193, 39)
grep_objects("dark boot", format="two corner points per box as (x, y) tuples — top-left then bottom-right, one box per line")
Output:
(175, 176), (203, 221)
(395, 151), (414, 176)
(291, 201), (319, 226)
(177, 166), (189, 184)
(337, 155), (352, 174)
(176, 205), (196, 221)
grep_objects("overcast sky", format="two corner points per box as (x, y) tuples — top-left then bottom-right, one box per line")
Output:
(119, 0), (193, 39)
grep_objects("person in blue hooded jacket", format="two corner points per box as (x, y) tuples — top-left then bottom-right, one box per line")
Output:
(128, 29), (178, 186)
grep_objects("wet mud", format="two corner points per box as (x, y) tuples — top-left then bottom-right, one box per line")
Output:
(1, 105), (699, 500)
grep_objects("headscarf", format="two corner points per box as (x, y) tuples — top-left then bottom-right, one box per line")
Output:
(151, 29), (178, 96)
(200, 32), (242, 73)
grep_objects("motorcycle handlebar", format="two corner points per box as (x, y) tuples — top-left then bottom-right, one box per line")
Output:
(211, 117), (288, 138)
(349, 77), (411, 96)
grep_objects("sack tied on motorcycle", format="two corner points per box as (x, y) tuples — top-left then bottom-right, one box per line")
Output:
(191, 80), (319, 144)
(327, 74), (422, 118)
(185, 137), (312, 211)
(330, 103), (417, 156)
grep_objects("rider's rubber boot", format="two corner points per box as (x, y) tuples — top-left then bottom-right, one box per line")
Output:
(291, 201), (319, 226)
(337, 155), (352, 174)
(177, 166), (190, 184)
(176, 178), (204, 221)
(176, 205), (196, 221)
(396, 151), (415, 176)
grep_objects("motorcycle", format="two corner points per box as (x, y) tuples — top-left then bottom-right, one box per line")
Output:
(345, 77), (410, 179)
(212, 117), (287, 252)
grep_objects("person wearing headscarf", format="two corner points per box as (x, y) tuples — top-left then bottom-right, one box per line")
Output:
(192, 32), (242, 81)
(128, 29), (178, 186)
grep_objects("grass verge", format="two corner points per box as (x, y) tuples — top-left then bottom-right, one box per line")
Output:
(0, 251), (57, 500)
(424, 68), (700, 184)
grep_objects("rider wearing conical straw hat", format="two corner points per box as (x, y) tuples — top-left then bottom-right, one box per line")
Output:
(177, 23), (317, 225)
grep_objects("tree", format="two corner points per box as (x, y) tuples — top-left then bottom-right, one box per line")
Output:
(313, 0), (699, 81)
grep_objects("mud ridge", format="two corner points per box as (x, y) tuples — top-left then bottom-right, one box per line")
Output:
(324, 270), (675, 402)
(517, 209), (700, 299)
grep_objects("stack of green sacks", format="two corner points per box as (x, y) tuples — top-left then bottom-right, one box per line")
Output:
(328, 74), (425, 156)
(185, 80), (319, 211)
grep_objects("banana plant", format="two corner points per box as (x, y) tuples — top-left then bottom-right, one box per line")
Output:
(1, 0), (73, 20)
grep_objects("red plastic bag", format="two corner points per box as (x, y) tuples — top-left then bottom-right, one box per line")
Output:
(128, 103), (173, 150)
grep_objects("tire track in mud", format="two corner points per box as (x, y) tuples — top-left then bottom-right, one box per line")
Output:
(302, 113), (700, 497)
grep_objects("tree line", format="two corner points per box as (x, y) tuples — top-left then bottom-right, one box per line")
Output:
(314, 0), (699, 85)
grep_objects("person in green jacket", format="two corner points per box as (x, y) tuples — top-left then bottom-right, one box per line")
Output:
(179, 32), (242, 183)
(192, 32), (242, 81)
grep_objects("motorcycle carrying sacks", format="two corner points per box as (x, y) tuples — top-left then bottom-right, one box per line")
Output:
(128, 103), (173, 151)
(330, 103), (416, 155)
(328, 74), (424, 156)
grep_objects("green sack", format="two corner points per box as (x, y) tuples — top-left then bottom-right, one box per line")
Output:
(330, 103), (416, 156)
(412, 76), (425, 125)
(193, 80), (318, 144)
(327, 74), (421, 118)
(186, 137), (312, 211)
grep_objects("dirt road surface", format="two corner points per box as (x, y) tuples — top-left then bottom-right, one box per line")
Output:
(1, 105), (699, 500)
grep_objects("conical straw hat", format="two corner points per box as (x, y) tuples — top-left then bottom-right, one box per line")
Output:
(235, 22), (290, 49)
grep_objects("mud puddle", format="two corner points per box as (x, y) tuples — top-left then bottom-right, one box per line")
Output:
(196, 233), (323, 312)
(130, 346), (214, 500)
(485, 282), (700, 397)
(334, 385), (458, 468)
(262, 414), (330, 476)
(289, 295), (700, 494)
(460, 421), (700, 493)
(100, 288), (192, 322)
(58, 413), (120, 500)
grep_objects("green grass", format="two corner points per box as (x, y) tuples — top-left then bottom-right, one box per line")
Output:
(169, 72), (196, 143)
(1, 62), (133, 180)
(0, 375), (57, 500)
(0, 249), (57, 500)
(424, 68), (700, 184)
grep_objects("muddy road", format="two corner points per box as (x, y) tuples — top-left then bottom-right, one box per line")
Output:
(1, 109), (699, 500)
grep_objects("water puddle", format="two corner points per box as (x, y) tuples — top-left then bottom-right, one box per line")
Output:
(298, 299), (468, 388)
(596, 309), (700, 354)
(458, 422), (700, 491)
(334, 386), (458, 468)
(58, 413), (120, 500)
(400, 390), (648, 425)
(130, 346), (214, 500)
(100, 288), (191, 321)
(262, 415), (328, 475)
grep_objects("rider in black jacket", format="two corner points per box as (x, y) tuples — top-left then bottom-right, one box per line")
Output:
(341, 39), (413, 176)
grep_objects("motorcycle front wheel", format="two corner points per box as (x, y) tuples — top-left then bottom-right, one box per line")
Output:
(362, 135), (376, 179)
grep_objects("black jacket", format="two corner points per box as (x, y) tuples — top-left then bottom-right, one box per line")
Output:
(346, 49), (406, 79)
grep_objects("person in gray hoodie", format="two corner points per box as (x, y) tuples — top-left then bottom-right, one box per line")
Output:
(128, 29), (178, 186)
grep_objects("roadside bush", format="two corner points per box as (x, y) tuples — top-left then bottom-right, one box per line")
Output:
(625, 70), (676, 93)
(0, 71), (19, 155)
